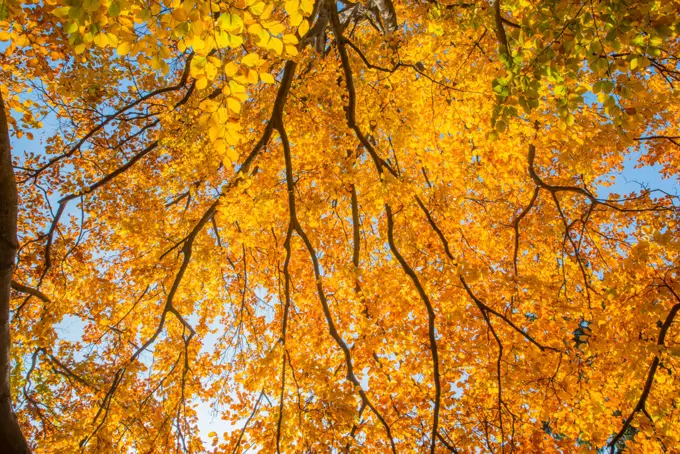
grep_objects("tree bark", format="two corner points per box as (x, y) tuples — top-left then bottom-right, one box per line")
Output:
(0, 91), (31, 453)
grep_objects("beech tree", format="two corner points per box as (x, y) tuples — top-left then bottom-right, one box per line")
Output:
(1, 0), (680, 452)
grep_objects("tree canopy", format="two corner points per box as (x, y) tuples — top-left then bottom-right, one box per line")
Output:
(1, 0), (680, 452)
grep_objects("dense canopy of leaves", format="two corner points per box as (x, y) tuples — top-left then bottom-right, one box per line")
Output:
(1, 0), (680, 452)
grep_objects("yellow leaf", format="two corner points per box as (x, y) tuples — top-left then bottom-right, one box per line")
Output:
(192, 36), (206, 51)
(106, 33), (119, 46)
(264, 21), (285, 35)
(283, 34), (298, 45)
(224, 61), (239, 77)
(241, 52), (261, 67)
(229, 80), (246, 94)
(190, 55), (207, 76)
(93, 33), (107, 48)
(249, 2), (265, 15)
(246, 68), (259, 84)
(52, 6), (71, 17)
(261, 4), (274, 20)
(289, 11), (303, 27)
(209, 125), (221, 142)
(298, 19), (309, 37)
(227, 97), (241, 114)
(150, 55), (163, 70)
(215, 32), (230, 48)
(248, 23), (263, 35)
(256, 30), (270, 47)
(228, 33), (244, 48)
(196, 77), (209, 90)
(260, 73), (275, 84)
(268, 37), (283, 55)
(284, 0), (299, 17)
(64, 21), (78, 34)
(205, 62), (218, 80)
(218, 13), (244, 34)
(214, 138), (226, 154)
(200, 99), (217, 113)
(300, 0), (314, 15)
(226, 147), (239, 162)
(232, 91), (248, 102)
(14, 33), (30, 47)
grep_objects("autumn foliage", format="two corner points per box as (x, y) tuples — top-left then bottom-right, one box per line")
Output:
(1, 0), (680, 452)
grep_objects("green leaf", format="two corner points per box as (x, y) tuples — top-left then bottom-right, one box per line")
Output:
(64, 21), (79, 34)
(83, 0), (99, 12)
(631, 34), (646, 47)
(108, 1), (120, 17)
(68, 6), (85, 20)
(53, 6), (71, 18)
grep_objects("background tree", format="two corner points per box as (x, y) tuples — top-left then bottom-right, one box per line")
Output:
(1, 0), (680, 452)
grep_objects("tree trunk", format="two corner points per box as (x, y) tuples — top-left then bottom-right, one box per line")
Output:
(0, 91), (31, 453)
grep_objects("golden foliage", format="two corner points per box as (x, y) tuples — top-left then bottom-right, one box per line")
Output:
(2, 0), (680, 452)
